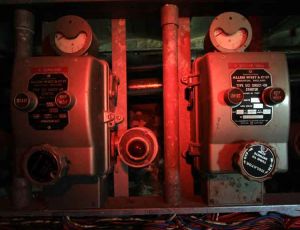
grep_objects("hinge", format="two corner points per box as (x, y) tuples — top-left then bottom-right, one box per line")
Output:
(104, 111), (123, 128)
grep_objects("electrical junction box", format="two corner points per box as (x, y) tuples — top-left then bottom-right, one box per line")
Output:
(192, 52), (289, 182)
(11, 56), (115, 186)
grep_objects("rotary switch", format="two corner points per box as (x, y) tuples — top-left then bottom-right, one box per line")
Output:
(234, 142), (278, 182)
(262, 87), (285, 105)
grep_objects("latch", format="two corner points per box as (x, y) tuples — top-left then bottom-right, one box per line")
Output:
(181, 73), (200, 110)
(104, 111), (123, 128)
(188, 141), (201, 156)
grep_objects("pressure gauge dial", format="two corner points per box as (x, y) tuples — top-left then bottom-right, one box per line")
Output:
(50, 15), (96, 56)
(209, 12), (252, 53)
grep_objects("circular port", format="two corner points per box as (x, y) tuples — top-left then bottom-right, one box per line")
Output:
(127, 138), (149, 161)
(23, 145), (65, 185)
(27, 150), (59, 184)
(118, 127), (158, 168)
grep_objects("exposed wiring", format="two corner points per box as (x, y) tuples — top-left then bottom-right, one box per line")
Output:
(0, 212), (299, 229)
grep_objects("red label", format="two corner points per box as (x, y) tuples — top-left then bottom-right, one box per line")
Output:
(31, 67), (68, 74)
(228, 63), (269, 69)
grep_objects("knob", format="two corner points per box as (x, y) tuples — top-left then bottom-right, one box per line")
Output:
(13, 91), (38, 112)
(55, 91), (75, 110)
(22, 144), (67, 185)
(262, 87), (285, 105)
(224, 87), (244, 106)
(234, 142), (278, 182)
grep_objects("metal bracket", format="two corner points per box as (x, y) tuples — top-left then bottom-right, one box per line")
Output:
(181, 73), (200, 110)
(188, 141), (201, 156)
(181, 73), (200, 87)
(104, 111), (123, 128)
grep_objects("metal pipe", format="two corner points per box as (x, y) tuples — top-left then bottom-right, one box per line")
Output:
(14, 9), (34, 59)
(112, 19), (129, 197)
(161, 4), (181, 205)
(12, 9), (34, 209)
(128, 78), (162, 96)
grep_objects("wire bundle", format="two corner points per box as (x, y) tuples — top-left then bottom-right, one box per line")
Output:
(1, 212), (300, 229)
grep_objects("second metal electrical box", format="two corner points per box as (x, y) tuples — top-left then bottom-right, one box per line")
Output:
(192, 52), (289, 181)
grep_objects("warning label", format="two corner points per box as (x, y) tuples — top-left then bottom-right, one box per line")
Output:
(231, 69), (272, 126)
(28, 74), (68, 130)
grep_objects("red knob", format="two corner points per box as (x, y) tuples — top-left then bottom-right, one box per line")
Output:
(262, 87), (285, 105)
(225, 88), (244, 106)
(14, 92), (38, 112)
(55, 91), (74, 109)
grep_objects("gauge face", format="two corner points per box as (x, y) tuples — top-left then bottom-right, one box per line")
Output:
(50, 15), (94, 56)
(54, 32), (87, 54)
(208, 12), (253, 53)
(213, 28), (248, 51)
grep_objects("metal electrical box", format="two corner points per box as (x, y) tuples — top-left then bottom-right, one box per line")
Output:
(11, 56), (113, 186)
(192, 52), (289, 180)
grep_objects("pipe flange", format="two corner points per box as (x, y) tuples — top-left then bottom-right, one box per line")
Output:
(118, 127), (158, 168)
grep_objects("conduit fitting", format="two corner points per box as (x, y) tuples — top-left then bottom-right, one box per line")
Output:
(161, 4), (179, 27)
(14, 9), (35, 59)
(22, 144), (68, 186)
(118, 127), (158, 168)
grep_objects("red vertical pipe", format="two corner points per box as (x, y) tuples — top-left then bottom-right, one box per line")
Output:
(112, 19), (129, 197)
(178, 17), (193, 198)
(161, 4), (181, 205)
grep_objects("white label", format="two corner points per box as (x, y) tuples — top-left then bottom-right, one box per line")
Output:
(247, 110), (257, 114)
(236, 110), (244, 115)
(253, 103), (263, 109)
(243, 115), (264, 119)
(251, 97), (260, 103)
(263, 109), (272, 114)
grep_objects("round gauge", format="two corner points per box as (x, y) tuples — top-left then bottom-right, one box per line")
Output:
(209, 12), (252, 53)
(54, 32), (87, 54)
(50, 15), (95, 56)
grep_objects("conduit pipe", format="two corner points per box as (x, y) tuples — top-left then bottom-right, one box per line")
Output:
(161, 4), (181, 205)
(12, 9), (34, 209)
